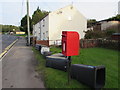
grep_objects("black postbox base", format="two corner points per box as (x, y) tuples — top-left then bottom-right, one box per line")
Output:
(46, 56), (68, 71)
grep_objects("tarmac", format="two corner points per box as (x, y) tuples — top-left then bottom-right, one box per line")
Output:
(2, 37), (45, 88)
(1, 35), (18, 52)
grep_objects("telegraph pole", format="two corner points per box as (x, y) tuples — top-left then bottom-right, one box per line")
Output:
(27, 0), (30, 45)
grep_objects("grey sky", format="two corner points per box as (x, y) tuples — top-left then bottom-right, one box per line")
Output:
(0, 0), (119, 26)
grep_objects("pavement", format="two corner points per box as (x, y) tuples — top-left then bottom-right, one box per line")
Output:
(2, 37), (45, 88)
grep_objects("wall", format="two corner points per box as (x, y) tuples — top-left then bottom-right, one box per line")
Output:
(40, 15), (49, 40)
(33, 16), (49, 41)
(36, 40), (49, 47)
(49, 5), (87, 45)
(33, 23), (40, 40)
(80, 39), (119, 51)
(101, 21), (119, 30)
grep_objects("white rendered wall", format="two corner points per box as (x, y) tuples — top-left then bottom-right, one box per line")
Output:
(49, 5), (87, 45)
(40, 16), (49, 40)
(33, 15), (49, 41)
(33, 22), (40, 40)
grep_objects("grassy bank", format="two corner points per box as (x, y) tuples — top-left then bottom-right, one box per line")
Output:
(32, 47), (119, 88)
(32, 47), (89, 88)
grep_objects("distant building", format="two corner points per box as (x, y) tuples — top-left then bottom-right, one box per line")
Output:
(100, 21), (120, 30)
(16, 31), (25, 35)
(88, 20), (120, 31)
(33, 5), (87, 46)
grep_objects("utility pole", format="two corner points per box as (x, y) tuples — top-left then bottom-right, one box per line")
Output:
(27, 0), (30, 45)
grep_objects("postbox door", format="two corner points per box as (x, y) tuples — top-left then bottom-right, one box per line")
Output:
(62, 31), (79, 56)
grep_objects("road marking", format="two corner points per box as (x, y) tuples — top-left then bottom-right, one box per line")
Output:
(0, 39), (18, 60)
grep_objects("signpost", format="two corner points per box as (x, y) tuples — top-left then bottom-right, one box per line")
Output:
(26, 0), (30, 45)
(62, 31), (80, 84)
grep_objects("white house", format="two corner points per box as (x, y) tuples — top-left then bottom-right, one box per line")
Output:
(33, 5), (87, 46)
(118, 1), (120, 14)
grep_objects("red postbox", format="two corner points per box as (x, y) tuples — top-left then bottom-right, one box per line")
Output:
(62, 31), (80, 56)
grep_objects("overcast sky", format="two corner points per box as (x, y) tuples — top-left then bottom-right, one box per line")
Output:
(0, 0), (120, 26)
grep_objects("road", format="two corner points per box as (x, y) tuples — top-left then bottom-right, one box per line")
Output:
(0, 34), (18, 53)
(2, 37), (45, 88)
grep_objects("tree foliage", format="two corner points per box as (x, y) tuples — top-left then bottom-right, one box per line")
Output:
(84, 29), (117, 39)
(20, 15), (32, 34)
(84, 30), (105, 39)
(87, 19), (97, 28)
(107, 14), (120, 21)
(32, 7), (49, 25)
(1, 24), (19, 33)
(20, 7), (49, 34)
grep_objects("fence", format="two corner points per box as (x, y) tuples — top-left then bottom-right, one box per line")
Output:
(32, 37), (119, 51)
(80, 39), (119, 51)
(80, 39), (98, 48)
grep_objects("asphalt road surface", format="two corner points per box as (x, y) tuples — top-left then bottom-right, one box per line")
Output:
(0, 34), (18, 53)
(2, 37), (45, 88)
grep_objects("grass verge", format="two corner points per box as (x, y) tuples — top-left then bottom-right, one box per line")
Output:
(32, 47), (89, 88)
(50, 47), (119, 88)
(32, 46), (119, 88)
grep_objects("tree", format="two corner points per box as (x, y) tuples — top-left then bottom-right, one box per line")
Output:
(87, 19), (97, 28)
(32, 7), (49, 25)
(20, 7), (49, 34)
(1, 24), (19, 33)
(84, 30), (105, 39)
(20, 15), (32, 34)
(107, 15), (120, 21)
(105, 29), (116, 37)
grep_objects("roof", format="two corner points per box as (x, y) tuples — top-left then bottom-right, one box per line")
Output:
(50, 4), (86, 19)
(35, 4), (86, 25)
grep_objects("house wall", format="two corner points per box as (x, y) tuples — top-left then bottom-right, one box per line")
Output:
(33, 23), (40, 40)
(33, 16), (49, 41)
(49, 5), (87, 45)
(101, 21), (119, 30)
(93, 23), (101, 31)
(40, 16), (49, 40)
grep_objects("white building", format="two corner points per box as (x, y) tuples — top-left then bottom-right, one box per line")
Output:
(118, 1), (120, 14)
(33, 5), (87, 46)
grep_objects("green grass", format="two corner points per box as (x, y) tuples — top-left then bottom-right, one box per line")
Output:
(32, 47), (89, 88)
(32, 47), (119, 88)
(73, 48), (118, 88)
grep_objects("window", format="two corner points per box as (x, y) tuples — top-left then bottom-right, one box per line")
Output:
(43, 19), (45, 27)
(43, 33), (45, 40)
